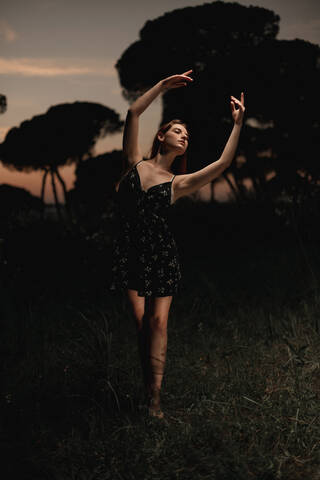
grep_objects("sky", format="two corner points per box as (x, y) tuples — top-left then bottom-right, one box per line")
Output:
(1, 0), (320, 203)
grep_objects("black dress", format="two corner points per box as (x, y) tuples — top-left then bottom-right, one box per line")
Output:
(109, 159), (182, 297)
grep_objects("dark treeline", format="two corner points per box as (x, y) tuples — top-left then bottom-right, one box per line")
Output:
(0, 2), (319, 230)
(0, 1), (319, 300)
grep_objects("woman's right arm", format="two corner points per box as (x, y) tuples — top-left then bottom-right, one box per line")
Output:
(122, 81), (164, 165)
(122, 70), (194, 168)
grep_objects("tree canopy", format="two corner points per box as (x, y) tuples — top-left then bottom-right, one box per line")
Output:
(0, 94), (6, 114)
(0, 101), (123, 172)
(0, 101), (124, 222)
(116, 1), (320, 200)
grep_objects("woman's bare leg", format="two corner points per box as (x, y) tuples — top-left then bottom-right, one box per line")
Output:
(126, 289), (149, 390)
(145, 295), (173, 417)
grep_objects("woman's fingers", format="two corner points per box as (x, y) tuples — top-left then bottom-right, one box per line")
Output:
(231, 95), (245, 111)
(169, 75), (193, 85)
(230, 95), (241, 107)
(179, 74), (193, 82)
(164, 71), (193, 84)
(168, 75), (192, 83)
(179, 70), (193, 82)
(230, 93), (246, 123)
(171, 82), (188, 88)
(231, 93), (245, 108)
(162, 70), (193, 90)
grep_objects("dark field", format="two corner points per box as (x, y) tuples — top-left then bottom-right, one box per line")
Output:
(1, 198), (320, 479)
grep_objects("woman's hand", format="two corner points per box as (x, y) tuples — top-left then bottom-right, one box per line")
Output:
(230, 92), (245, 125)
(161, 69), (194, 91)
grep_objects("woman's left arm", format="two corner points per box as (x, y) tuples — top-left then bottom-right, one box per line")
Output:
(174, 92), (245, 199)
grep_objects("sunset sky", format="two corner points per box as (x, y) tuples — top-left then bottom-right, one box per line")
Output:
(1, 0), (319, 203)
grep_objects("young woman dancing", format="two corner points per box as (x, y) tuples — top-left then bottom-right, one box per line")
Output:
(110, 69), (245, 418)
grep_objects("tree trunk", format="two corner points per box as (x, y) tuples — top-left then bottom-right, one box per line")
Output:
(54, 166), (68, 205)
(232, 173), (247, 202)
(41, 168), (49, 219)
(222, 172), (239, 202)
(50, 168), (63, 223)
(250, 175), (260, 199)
(54, 166), (74, 225)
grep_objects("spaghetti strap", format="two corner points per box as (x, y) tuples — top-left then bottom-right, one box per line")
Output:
(134, 159), (144, 168)
(116, 159), (145, 192)
(171, 174), (176, 183)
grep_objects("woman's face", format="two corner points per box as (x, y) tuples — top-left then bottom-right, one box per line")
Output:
(159, 123), (189, 154)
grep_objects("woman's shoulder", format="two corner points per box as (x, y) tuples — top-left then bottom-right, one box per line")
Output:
(115, 156), (146, 191)
(120, 155), (145, 175)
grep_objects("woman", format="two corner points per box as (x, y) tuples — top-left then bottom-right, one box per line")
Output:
(110, 69), (245, 418)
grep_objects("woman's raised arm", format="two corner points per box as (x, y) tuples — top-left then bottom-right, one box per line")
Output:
(174, 92), (246, 199)
(122, 70), (194, 166)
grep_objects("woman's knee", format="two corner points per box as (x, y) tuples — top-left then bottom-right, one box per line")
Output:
(149, 314), (168, 333)
(131, 308), (145, 329)
(126, 289), (145, 327)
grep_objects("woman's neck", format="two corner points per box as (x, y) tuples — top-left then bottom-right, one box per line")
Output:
(148, 151), (176, 172)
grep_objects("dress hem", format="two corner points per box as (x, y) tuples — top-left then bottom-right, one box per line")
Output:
(108, 283), (181, 298)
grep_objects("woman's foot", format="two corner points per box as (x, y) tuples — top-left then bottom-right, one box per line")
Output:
(147, 386), (164, 419)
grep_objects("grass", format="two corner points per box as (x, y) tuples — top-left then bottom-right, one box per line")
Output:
(2, 256), (320, 479)
(1, 199), (320, 479)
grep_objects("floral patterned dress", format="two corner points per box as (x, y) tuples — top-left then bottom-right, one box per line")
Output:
(109, 159), (182, 297)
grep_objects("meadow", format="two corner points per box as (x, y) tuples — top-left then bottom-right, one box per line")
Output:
(1, 198), (320, 479)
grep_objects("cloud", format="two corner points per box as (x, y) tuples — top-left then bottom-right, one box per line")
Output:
(0, 57), (117, 77)
(0, 20), (18, 43)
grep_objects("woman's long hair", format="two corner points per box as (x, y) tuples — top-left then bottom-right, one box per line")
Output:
(146, 119), (189, 175)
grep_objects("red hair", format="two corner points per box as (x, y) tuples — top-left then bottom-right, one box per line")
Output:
(146, 119), (189, 174)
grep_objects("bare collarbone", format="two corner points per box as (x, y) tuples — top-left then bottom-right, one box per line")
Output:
(115, 159), (179, 204)
(136, 160), (175, 192)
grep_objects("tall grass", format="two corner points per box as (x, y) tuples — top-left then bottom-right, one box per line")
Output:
(2, 261), (320, 478)
(2, 199), (320, 479)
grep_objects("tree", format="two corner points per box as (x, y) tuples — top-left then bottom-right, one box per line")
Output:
(0, 94), (7, 114)
(0, 184), (43, 234)
(115, 1), (320, 202)
(67, 149), (123, 231)
(0, 102), (123, 223)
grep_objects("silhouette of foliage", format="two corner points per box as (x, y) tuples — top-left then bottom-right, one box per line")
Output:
(0, 102), (123, 222)
(117, 1), (279, 100)
(0, 94), (7, 114)
(116, 1), (320, 201)
(67, 149), (123, 232)
(0, 184), (43, 234)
